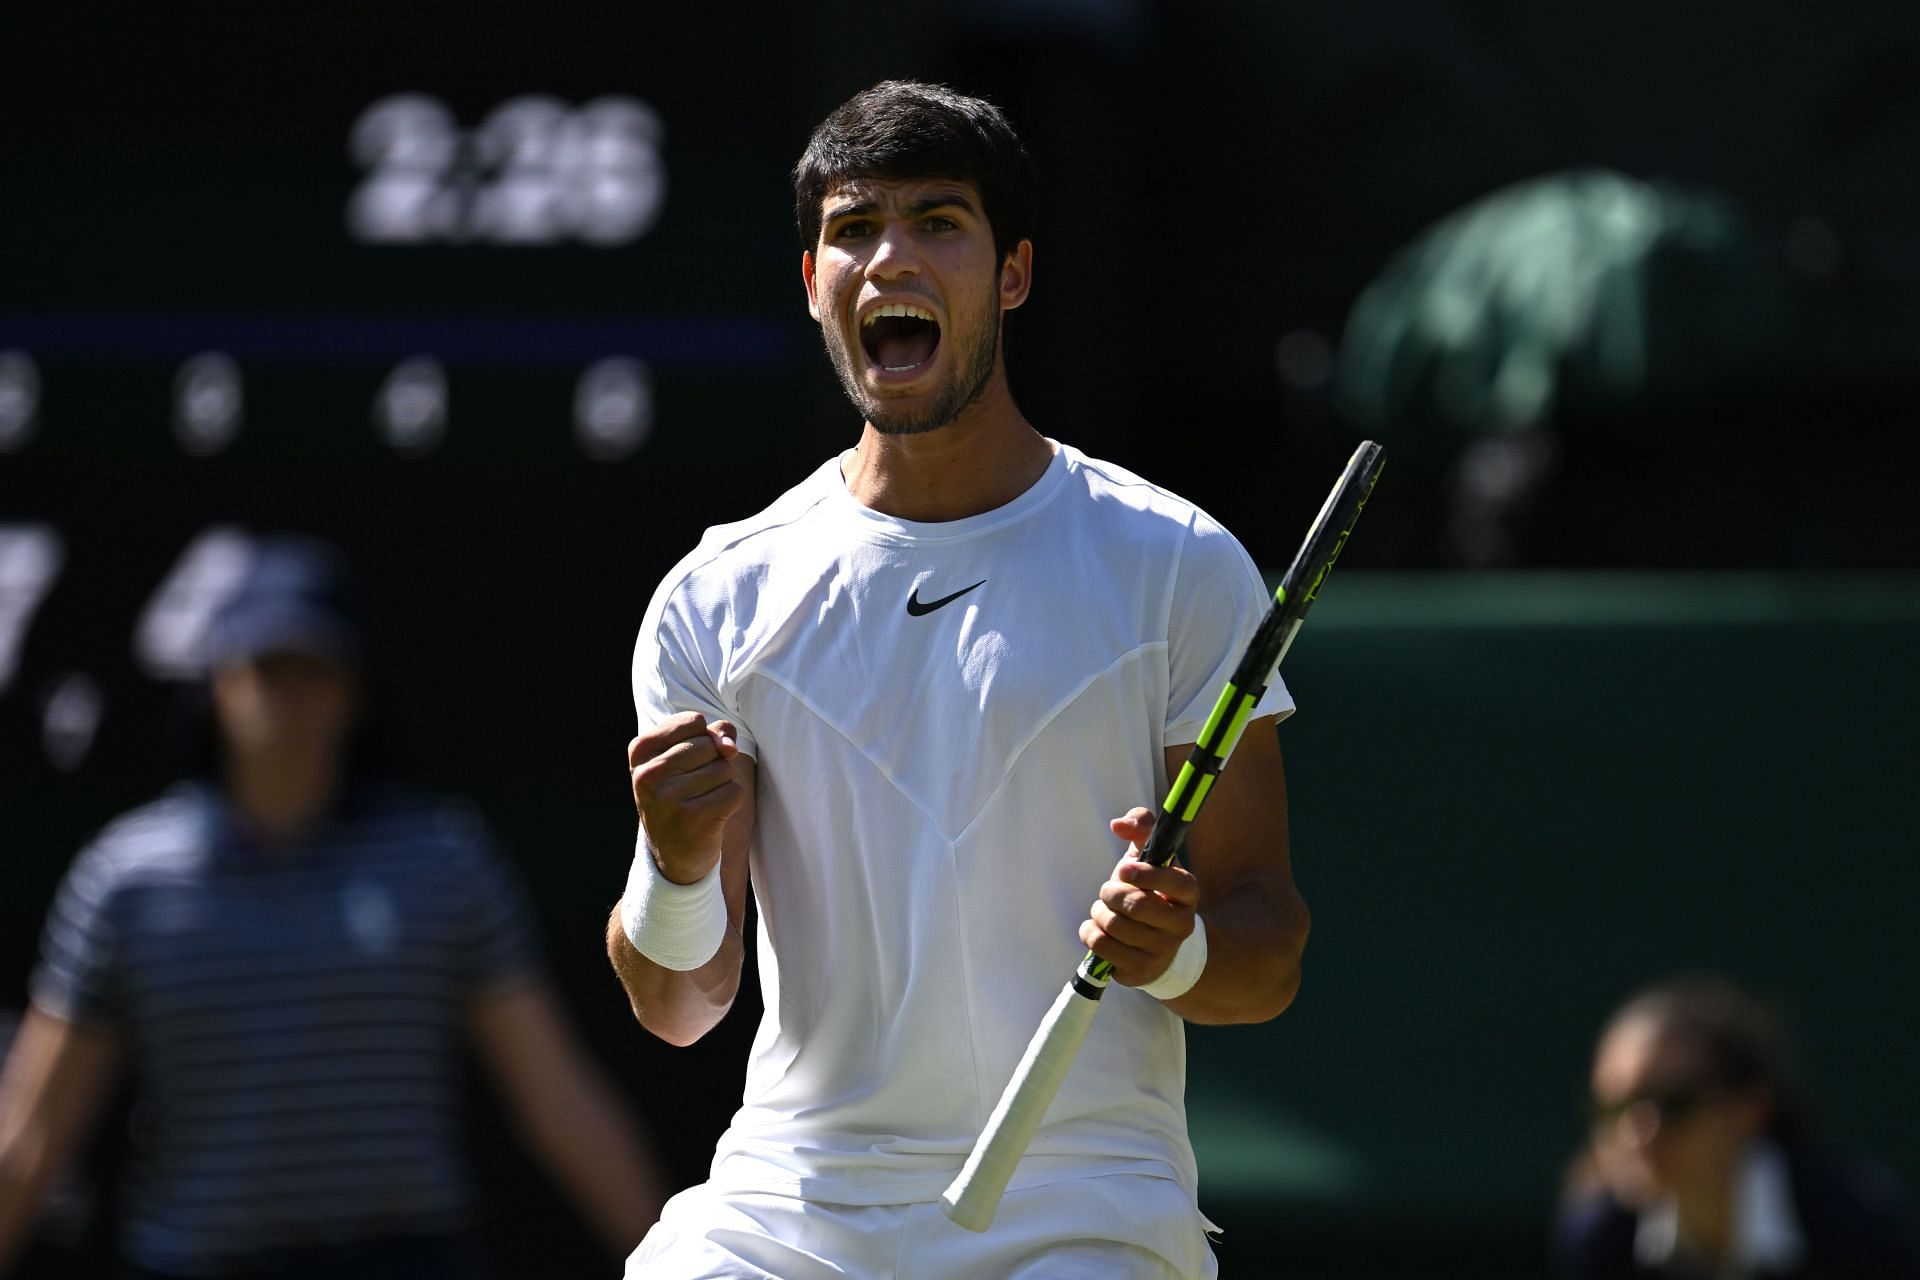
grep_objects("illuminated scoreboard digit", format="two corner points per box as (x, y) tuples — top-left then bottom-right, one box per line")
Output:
(348, 93), (668, 248)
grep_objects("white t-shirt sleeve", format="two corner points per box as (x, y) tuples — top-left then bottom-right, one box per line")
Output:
(631, 569), (761, 760)
(1164, 512), (1296, 746)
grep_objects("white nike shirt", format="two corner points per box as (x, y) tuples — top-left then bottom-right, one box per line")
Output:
(632, 441), (1293, 1206)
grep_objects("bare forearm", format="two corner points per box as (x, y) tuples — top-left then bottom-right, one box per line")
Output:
(0, 1142), (57, 1275)
(605, 906), (743, 1047)
(469, 982), (669, 1258)
(616, 721), (755, 1046)
(0, 1012), (119, 1276)
(1165, 876), (1310, 1025)
(516, 1065), (667, 1251)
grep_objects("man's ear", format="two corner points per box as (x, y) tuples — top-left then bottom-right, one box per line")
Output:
(999, 239), (1033, 312)
(802, 250), (820, 321)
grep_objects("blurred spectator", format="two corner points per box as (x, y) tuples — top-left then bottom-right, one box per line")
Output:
(1553, 974), (1920, 1279)
(0, 537), (665, 1278)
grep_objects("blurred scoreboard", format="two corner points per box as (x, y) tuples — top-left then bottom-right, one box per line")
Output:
(0, 6), (841, 812)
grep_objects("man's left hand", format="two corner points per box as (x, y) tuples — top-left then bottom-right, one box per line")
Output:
(1078, 806), (1200, 988)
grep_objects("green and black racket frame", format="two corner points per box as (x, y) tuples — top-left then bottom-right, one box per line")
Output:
(941, 439), (1386, 1232)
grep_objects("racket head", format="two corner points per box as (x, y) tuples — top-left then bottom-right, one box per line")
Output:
(1276, 440), (1385, 618)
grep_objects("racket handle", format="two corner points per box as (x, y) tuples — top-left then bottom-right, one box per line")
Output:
(1136, 808), (1190, 869)
(940, 977), (1103, 1232)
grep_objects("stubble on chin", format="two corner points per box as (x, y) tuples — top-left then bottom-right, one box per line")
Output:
(820, 308), (1001, 437)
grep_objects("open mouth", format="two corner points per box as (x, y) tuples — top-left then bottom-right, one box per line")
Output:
(860, 303), (942, 375)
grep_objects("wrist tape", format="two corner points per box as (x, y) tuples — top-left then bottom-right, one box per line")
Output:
(1141, 913), (1208, 1001)
(620, 832), (727, 972)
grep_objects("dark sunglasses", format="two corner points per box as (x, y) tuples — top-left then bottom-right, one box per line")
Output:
(1586, 1084), (1717, 1131)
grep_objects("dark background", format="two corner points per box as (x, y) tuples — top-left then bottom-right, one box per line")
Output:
(3, 2), (1918, 1275)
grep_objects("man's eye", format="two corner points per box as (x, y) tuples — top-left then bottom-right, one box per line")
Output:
(834, 220), (875, 240)
(924, 216), (958, 232)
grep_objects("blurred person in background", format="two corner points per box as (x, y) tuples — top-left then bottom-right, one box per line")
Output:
(1554, 974), (1920, 1279)
(0, 536), (665, 1279)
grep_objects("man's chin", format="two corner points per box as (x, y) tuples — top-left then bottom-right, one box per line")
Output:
(831, 329), (996, 437)
(846, 382), (958, 436)
(865, 407), (954, 437)
(859, 363), (1000, 437)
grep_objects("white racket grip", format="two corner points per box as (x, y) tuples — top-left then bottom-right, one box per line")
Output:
(940, 978), (1102, 1232)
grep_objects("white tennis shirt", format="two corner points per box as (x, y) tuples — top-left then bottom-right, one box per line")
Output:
(632, 441), (1293, 1207)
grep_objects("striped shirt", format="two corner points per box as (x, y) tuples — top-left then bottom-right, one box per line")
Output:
(29, 781), (537, 1275)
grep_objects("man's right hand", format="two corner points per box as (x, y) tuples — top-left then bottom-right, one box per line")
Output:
(628, 712), (745, 885)
(610, 714), (755, 1045)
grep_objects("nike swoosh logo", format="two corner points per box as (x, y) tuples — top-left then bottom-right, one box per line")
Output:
(906, 579), (986, 616)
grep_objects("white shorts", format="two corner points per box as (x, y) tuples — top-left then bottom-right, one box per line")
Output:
(625, 1173), (1219, 1279)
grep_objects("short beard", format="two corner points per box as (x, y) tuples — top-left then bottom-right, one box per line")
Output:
(822, 302), (1002, 437)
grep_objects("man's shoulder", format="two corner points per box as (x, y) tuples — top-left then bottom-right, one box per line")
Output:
(104, 784), (210, 851)
(1058, 444), (1232, 539)
(1056, 444), (1265, 590)
(655, 457), (845, 599)
(68, 785), (212, 889)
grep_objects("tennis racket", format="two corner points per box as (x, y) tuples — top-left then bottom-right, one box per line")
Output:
(939, 439), (1386, 1232)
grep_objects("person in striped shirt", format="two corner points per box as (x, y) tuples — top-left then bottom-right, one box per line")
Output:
(0, 537), (665, 1278)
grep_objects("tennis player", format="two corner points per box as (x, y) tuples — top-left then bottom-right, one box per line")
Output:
(608, 80), (1309, 1278)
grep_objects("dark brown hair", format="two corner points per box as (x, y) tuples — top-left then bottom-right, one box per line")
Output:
(1604, 973), (1813, 1143)
(792, 80), (1036, 264)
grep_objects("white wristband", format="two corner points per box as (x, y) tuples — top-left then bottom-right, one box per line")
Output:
(1140, 913), (1208, 1001)
(619, 831), (727, 972)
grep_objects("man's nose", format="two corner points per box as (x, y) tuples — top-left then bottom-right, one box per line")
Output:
(865, 224), (920, 281)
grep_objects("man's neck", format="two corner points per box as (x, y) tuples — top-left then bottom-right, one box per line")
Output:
(842, 389), (1052, 522)
(223, 752), (342, 844)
